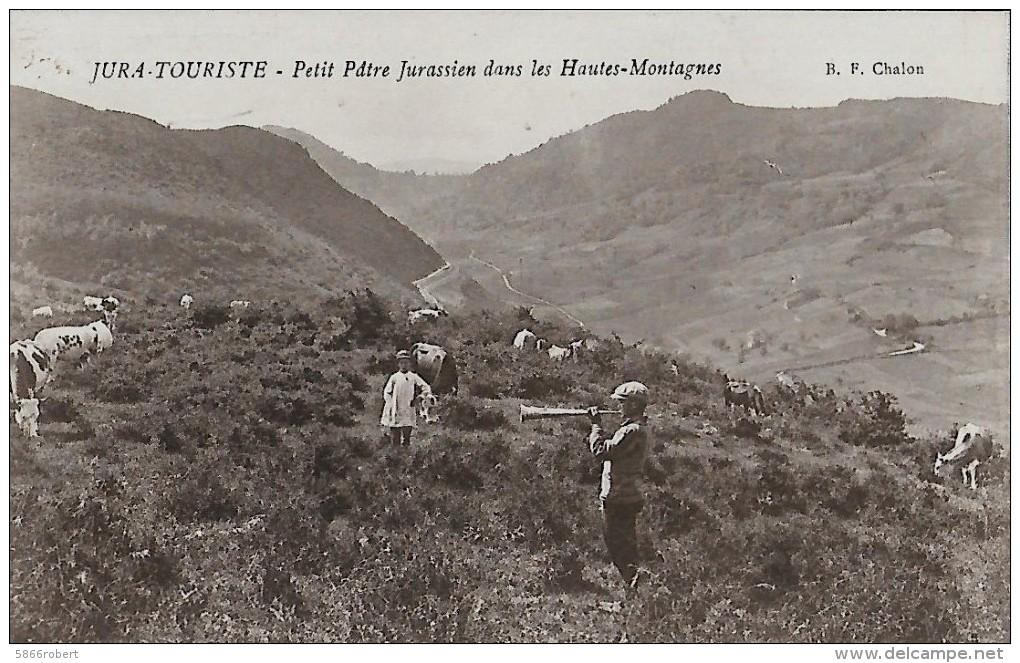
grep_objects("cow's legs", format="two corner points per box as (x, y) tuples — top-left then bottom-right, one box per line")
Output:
(966, 460), (980, 490)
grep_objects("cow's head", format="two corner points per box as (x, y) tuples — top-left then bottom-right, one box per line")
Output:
(14, 398), (40, 437)
(417, 393), (439, 424)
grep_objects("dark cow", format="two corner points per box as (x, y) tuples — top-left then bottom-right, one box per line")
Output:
(411, 342), (458, 395)
(724, 380), (768, 417)
(9, 340), (53, 437)
(934, 423), (997, 490)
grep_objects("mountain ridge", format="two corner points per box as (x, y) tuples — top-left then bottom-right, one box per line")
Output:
(10, 85), (444, 303)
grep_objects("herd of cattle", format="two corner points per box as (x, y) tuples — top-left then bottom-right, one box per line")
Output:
(512, 327), (599, 361)
(8, 298), (1002, 491)
(10, 295), (120, 437)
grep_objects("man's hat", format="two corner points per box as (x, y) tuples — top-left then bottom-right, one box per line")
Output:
(610, 381), (649, 402)
(396, 350), (412, 360)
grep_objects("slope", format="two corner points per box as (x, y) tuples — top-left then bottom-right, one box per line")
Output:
(10, 86), (444, 303)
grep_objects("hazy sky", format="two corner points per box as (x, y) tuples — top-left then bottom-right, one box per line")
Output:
(10, 10), (1009, 170)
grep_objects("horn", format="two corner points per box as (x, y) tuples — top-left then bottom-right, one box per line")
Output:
(520, 405), (623, 423)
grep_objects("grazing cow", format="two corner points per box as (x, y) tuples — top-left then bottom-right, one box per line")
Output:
(568, 339), (588, 359)
(33, 324), (101, 368)
(408, 308), (447, 324)
(100, 297), (120, 331)
(724, 380), (768, 417)
(513, 328), (537, 350)
(934, 424), (996, 490)
(547, 345), (572, 361)
(776, 371), (796, 390)
(83, 295), (104, 311)
(411, 342), (458, 394)
(31, 306), (53, 318)
(180, 294), (194, 310)
(230, 300), (251, 310)
(416, 391), (440, 424)
(89, 321), (114, 353)
(10, 340), (53, 437)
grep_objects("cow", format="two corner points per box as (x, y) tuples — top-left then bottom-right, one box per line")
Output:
(180, 294), (194, 310)
(409, 308), (447, 324)
(568, 339), (588, 359)
(100, 297), (120, 332)
(411, 342), (458, 395)
(230, 300), (251, 310)
(513, 328), (537, 350)
(776, 371), (796, 390)
(31, 306), (53, 318)
(724, 380), (768, 417)
(33, 324), (101, 369)
(83, 295), (104, 311)
(416, 391), (440, 424)
(934, 423), (997, 490)
(548, 345), (572, 361)
(9, 340), (53, 438)
(89, 321), (114, 354)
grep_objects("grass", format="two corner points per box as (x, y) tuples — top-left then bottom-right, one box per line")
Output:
(8, 291), (1009, 643)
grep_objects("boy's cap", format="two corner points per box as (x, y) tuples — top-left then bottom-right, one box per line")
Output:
(610, 381), (649, 402)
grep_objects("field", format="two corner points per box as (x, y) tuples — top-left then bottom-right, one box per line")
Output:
(9, 290), (1009, 643)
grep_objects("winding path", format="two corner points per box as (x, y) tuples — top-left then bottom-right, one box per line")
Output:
(469, 253), (586, 328)
(412, 260), (453, 308)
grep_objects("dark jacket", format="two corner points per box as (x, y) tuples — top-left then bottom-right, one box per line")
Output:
(589, 417), (649, 505)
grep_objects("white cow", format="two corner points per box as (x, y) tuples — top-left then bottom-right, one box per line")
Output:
(416, 392), (439, 424)
(31, 306), (53, 318)
(230, 300), (252, 310)
(180, 294), (194, 310)
(548, 345), (572, 361)
(83, 295), (104, 311)
(33, 324), (101, 368)
(409, 308), (447, 324)
(513, 328), (537, 350)
(10, 340), (53, 438)
(934, 423), (996, 490)
(84, 296), (120, 330)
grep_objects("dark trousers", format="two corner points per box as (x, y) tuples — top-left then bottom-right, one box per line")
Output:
(601, 500), (643, 584)
(388, 426), (412, 445)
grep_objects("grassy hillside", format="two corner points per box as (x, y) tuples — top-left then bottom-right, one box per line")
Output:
(9, 291), (1008, 643)
(274, 93), (1009, 436)
(10, 87), (443, 303)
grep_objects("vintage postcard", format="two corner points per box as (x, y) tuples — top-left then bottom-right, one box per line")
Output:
(7, 9), (1010, 655)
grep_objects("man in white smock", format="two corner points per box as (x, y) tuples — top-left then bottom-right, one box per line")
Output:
(380, 349), (433, 445)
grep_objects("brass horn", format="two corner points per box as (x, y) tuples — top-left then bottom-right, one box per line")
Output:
(520, 405), (623, 423)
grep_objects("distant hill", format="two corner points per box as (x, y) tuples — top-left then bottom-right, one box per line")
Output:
(273, 91), (1009, 435)
(10, 86), (444, 304)
(264, 126), (466, 245)
(378, 157), (480, 176)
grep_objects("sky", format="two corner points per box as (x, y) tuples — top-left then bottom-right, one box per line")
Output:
(9, 10), (1010, 171)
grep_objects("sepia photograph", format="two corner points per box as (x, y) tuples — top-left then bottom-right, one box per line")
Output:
(7, 8), (1011, 654)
